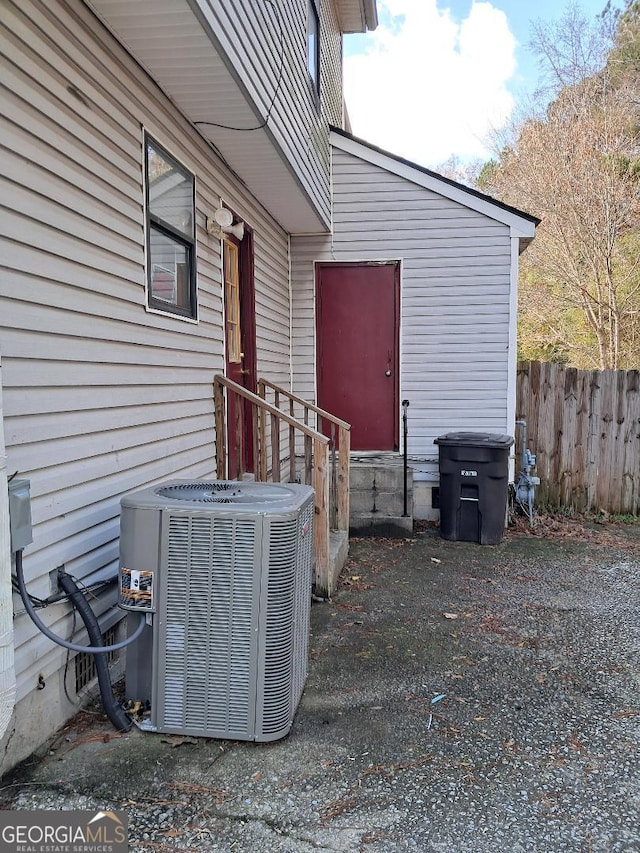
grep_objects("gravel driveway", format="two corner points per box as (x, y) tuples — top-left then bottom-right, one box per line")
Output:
(2, 516), (639, 852)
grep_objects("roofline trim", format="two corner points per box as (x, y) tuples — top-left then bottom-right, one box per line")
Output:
(362, 0), (378, 30)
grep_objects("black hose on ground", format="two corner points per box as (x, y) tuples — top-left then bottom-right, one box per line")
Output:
(56, 571), (132, 732)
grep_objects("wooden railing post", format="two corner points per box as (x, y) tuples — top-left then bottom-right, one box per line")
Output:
(337, 425), (350, 531)
(214, 375), (346, 595)
(289, 397), (296, 483)
(251, 405), (259, 482)
(257, 377), (351, 536)
(234, 393), (244, 481)
(270, 413), (280, 481)
(313, 438), (331, 597)
(214, 378), (226, 479)
(304, 434), (312, 486)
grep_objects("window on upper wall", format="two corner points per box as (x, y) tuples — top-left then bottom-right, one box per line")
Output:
(307, 0), (320, 96)
(144, 134), (197, 320)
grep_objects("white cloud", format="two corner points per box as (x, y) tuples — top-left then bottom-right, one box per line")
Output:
(344, 1), (517, 168)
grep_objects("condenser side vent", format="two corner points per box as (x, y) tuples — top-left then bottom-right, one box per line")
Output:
(156, 514), (259, 738)
(259, 518), (298, 737)
(292, 499), (314, 710)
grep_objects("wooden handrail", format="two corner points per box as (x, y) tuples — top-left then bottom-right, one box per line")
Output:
(216, 375), (329, 443)
(257, 378), (351, 533)
(258, 377), (351, 431)
(213, 375), (333, 595)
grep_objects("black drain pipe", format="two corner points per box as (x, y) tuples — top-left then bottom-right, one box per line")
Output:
(402, 400), (410, 517)
(57, 571), (132, 732)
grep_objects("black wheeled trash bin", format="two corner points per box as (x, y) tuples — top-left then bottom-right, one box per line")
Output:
(434, 432), (514, 545)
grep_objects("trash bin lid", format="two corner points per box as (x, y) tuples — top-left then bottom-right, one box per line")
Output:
(434, 431), (514, 448)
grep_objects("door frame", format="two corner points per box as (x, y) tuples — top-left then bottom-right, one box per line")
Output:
(315, 260), (401, 452)
(222, 216), (257, 474)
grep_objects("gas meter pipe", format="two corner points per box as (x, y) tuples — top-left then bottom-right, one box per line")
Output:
(402, 400), (410, 517)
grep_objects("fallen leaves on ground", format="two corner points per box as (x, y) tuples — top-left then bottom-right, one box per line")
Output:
(507, 511), (640, 551)
(160, 735), (199, 747)
(166, 781), (230, 804)
(339, 575), (377, 591)
(333, 602), (365, 612)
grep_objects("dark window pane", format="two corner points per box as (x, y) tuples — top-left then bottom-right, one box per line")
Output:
(147, 143), (194, 240)
(149, 227), (191, 313)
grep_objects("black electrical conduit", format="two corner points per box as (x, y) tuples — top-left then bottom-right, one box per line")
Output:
(14, 551), (146, 654)
(14, 550), (147, 731)
(56, 572), (132, 732)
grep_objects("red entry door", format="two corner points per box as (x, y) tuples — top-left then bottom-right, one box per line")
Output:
(223, 231), (256, 476)
(316, 262), (399, 451)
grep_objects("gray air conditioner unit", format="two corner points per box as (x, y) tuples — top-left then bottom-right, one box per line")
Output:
(119, 480), (314, 742)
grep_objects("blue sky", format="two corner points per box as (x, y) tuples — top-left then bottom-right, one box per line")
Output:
(460, 0), (608, 98)
(344, 0), (611, 168)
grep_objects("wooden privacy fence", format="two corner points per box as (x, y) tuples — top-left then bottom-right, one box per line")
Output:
(213, 375), (350, 596)
(516, 361), (640, 514)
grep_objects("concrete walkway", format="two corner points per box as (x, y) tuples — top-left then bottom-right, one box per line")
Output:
(2, 518), (639, 852)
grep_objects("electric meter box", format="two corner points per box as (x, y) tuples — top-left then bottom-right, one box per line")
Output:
(8, 478), (33, 552)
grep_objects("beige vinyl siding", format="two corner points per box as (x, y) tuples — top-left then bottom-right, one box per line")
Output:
(195, 0), (334, 226)
(291, 146), (513, 462)
(321, 1), (345, 127)
(291, 236), (328, 403)
(0, 0), (290, 741)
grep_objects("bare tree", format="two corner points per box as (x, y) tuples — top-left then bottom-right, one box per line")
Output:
(433, 155), (486, 188)
(530, 3), (615, 97)
(485, 4), (640, 370)
(490, 75), (640, 369)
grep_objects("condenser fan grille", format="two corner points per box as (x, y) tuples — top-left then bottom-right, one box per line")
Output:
(157, 483), (236, 503)
(156, 482), (297, 504)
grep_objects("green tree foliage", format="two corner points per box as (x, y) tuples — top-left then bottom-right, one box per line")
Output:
(607, 0), (640, 77)
(484, 3), (640, 369)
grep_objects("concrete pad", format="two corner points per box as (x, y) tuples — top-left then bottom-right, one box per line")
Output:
(2, 520), (640, 852)
(349, 513), (414, 538)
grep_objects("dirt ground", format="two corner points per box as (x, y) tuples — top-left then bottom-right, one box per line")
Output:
(1, 513), (639, 852)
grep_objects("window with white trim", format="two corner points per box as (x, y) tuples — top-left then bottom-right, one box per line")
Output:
(145, 135), (197, 319)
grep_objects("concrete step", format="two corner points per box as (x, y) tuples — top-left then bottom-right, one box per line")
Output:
(350, 512), (413, 539)
(349, 461), (414, 538)
(350, 487), (413, 515)
(350, 462), (413, 518)
(350, 463), (408, 492)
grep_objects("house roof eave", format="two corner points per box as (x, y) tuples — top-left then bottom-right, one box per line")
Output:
(362, 0), (378, 30)
(335, 0), (378, 33)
